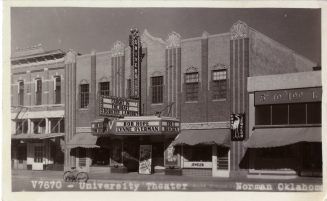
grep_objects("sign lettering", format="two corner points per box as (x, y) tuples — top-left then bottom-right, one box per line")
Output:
(255, 87), (322, 105)
(99, 96), (139, 117)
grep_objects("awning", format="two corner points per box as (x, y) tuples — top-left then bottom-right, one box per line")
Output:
(244, 127), (321, 148)
(12, 133), (65, 140)
(172, 129), (230, 147)
(66, 133), (99, 148)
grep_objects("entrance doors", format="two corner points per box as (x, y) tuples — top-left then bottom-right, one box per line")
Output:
(212, 145), (230, 177)
(32, 145), (44, 170)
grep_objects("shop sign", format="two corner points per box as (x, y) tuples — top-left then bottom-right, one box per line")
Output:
(230, 113), (245, 141)
(115, 120), (180, 135)
(183, 162), (212, 169)
(129, 29), (142, 99)
(139, 145), (152, 174)
(255, 87), (322, 105)
(99, 96), (139, 117)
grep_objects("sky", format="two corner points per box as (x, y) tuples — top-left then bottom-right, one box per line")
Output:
(11, 7), (321, 63)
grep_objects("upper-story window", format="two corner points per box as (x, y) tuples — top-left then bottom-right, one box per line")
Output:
(35, 79), (42, 105)
(212, 69), (227, 99)
(18, 81), (24, 106)
(151, 76), (163, 104)
(255, 102), (321, 126)
(16, 120), (28, 134)
(99, 82), (110, 96)
(54, 76), (61, 104)
(185, 72), (199, 101)
(80, 84), (89, 109)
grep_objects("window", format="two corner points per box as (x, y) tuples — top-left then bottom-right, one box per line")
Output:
(217, 146), (229, 170)
(33, 119), (46, 134)
(255, 102), (321, 126)
(18, 81), (24, 106)
(34, 146), (43, 163)
(54, 76), (61, 104)
(185, 72), (199, 101)
(50, 118), (65, 133)
(212, 70), (227, 99)
(126, 79), (131, 98)
(307, 103), (321, 124)
(271, 104), (288, 125)
(16, 120), (28, 134)
(35, 79), (42, 105)
(80, 84), (89, 108)
(151, 76), (163, 103)
(99, 82), (110, 96)
(183, 145), (211, 162)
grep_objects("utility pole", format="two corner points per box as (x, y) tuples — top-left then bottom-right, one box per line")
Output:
(129, 28), (143, 116)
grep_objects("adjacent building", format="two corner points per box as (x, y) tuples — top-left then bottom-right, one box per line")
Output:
(11, 45), (66, 170)
(62, 20), (319, 178)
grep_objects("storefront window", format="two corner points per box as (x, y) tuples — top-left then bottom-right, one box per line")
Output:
(289, 103), (306, 124)
(255, 105), (271, 125)
(272, 104), (288, 125)
(307, 103), (321, 124)
(255, 102), (321, 126)
(183, 145), (211, 162)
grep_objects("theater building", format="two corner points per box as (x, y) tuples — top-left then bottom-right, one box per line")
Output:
(64, 21), (317, 177)
(241, 70), (322, 178)
(11, 45), (66, 170)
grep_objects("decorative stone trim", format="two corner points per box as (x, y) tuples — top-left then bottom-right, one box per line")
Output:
(181, 121), (230, 130)
(150, 71), (163, 77)
(186, 66), (199, 73)
(211, 63), (229, 70)
(65, 50), (77, 64)
(111, 41), (125, 57)
(230, 20), (249, 40)
(166, 31), (181, 48)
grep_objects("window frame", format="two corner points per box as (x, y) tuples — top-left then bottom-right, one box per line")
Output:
(54, 76), (61, 104)
(151, 76), (164, 104)
(35, 79), (42, 105)
(212, 69), (227, 100)
(99, 81), (110, 97)
(185, 72), (199, 102)
(18, 81), (24, 106)
(80, 84), (90, 109)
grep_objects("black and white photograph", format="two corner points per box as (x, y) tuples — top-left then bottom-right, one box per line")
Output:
(2, 2), (326, 200)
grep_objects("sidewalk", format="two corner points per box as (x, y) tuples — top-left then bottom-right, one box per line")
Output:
(12, 169), (322, 183)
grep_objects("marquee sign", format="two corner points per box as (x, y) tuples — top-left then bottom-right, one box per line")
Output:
(99, 96), (139, 117)
(115, 119), (180, 135)
(91, 117), (180, 136)
(230, 113), (245, 141)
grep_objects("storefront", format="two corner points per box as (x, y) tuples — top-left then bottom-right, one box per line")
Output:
(242, 72), (322, 178)
(11, 134), (65, 170)
(67, 116), (180, 174)
(172, 128), (231, 177)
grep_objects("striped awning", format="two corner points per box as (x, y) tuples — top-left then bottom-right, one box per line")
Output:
(244, 127), (321, 148)
(66, 133), (99, 148)
(172, 129), (230, 147)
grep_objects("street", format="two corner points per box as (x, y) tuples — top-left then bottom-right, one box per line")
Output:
(11, 170), (323, 192)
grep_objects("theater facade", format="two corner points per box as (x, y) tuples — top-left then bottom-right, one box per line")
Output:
(62, 21), (319, 178)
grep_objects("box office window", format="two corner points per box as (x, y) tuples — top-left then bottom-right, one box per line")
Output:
(99, 82), (110, 96)
(183, 145), (211, 162)
(185, 72), (199, 101)
(151, 76), (163, 104)
(212, 70), (227, 99)
(255, 102), (321, 126)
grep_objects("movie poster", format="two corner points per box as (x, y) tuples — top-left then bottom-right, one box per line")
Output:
(139, 145), (152, 174)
